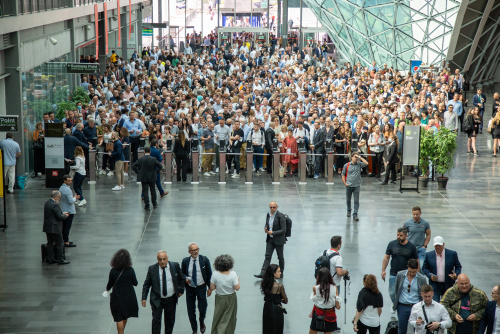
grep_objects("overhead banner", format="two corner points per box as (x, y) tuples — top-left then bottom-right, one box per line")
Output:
(402, 126), (421, 166)
(129, 0), (132, 39)
(117, 0), (121, 47)
(410, 59), (423, 74)
(104, 3), (109, 55)
(66, 63), (100, 74)
(94, 4), (99, 60)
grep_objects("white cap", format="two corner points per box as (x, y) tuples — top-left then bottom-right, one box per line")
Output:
(433, 236), (444, 246)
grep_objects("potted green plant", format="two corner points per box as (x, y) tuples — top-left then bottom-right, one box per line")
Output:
(431, 127), (457, 189)
(418, 128), (434, 188)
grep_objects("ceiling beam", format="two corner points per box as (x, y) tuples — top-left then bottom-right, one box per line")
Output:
(463, 0), (495, 71)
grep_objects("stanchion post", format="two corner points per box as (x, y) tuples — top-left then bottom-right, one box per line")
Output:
(326, 152), (334, 185)
(272, 151), (280, 184)
(191, 152), (199, 184)
(299, 152), (307, 184)
(246, 141), (253, 184)
(219, 140), (226, 184)
(88, 150), (97, 184)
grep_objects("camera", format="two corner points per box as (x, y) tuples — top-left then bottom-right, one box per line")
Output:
(343, 273), (350, 281)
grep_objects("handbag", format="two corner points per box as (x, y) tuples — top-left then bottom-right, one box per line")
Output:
(105, 142), (114, 152)
(487, 120), (493, 134)
(315, 314), (327, 331)
(291, 158), (299, 165)
(33, 140), (44, 149)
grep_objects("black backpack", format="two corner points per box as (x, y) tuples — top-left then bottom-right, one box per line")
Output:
(463, 117), (472, 133)
(385, 320), (398, 334)
(282, 213), (292, 238)
(314, 250), (338, 278)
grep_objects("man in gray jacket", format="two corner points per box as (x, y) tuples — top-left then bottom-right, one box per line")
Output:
(394, 259), (429, 334)
(58, 175), (80, 248)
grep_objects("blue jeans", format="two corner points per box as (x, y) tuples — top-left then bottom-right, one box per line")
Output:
(397, 304), (413, 334)
(346, 186), (360, 214)
(73, 172), (85, 201)
(417, 247), (426, 269)
(389, 275), (397, 305)
(253, 145), (264, 170)
(430, 281), (446, 302)
(155, 172), (165, 195)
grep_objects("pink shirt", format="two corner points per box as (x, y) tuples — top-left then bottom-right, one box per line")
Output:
(436, 249), (445, 282)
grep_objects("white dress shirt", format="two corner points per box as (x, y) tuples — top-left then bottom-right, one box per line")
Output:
(409, 300), (452, 334)
(188, 256), (205, 286)
(268, 211), (275, 237)
(436, 249), (445, 283)
(159, 264), (175, 298)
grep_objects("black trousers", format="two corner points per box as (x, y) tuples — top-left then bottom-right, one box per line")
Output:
(46, 232), (64, 263)
(186, 285), (208, 331)
(62, 214), (74, 243)
(141, 182), (157, 206)
(34, 147), (45, 174)
(314, 152), (324, 175)
(372, 152), (384, 176)
(260, 238), (284, 274)
(227, 146), (241, 174)
(130, 136), (140, 164)
(384, 162), (397, 182)
(175, 155), (188, 181)
(152, 296), (177, 334)
(356, 320), (380, 334)
(102, 153), (114, 170)
(266, 147), (273, 173)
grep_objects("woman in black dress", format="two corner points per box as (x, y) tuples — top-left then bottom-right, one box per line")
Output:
(335, 126), (349, 174)
(491, 112), (500, 157)
(465, 107), (481, 156)
(261, 264), (288, 334)
(105, 249), (139, 334)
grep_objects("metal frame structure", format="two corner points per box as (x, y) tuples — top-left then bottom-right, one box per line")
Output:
(302, 0), (461, 69)
(446, 0), (500, 85)
(217, 27), (270, 47)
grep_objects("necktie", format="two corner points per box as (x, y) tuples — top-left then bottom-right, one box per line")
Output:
(192, 259), (197, 286)
(162, 267), (167, 297)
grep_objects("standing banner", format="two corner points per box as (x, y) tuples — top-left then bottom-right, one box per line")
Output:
(94, 4), (99, 60)
(400, 125), (421, 193)
(129, 0), (132, 39)
(410, 59), (423, 74)
(117, 0), (121, 47)
(104, 3), (109, 55)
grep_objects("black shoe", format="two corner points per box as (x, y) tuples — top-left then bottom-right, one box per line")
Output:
(353, 214), (359, 221)
(177, 178), (181, 182)
(376, 174), (381, 178)
(254, 274), (263, 279)
(183, 179), (187, 182)
(368, 173), (376, 177)
(381, 181), (388, 185)
(153, 204), (158, 208)
(58, 260), (70, 265)
(390, 180), (396, 184)
(145, 206), (150, 210)
(64, 243), (76, 247)
(347, 211), (351, 217)
(47, 260), (57, 264)
(200, 320), (206, 333)
(480, 130), (483, 134)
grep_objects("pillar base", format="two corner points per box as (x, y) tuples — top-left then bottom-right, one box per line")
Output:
(272, 182), (280, 185)
(245, 182), (253, 185)
(164, 181), (172, 184)
(88, 181), (96, 184)
(218, 182), (226, 185)
(325, 182), (335, 185)
(191, 182), (200, 185)
(299, 182), (307, 185)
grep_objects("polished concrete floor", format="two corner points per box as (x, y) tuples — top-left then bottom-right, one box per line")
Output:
(1, 117), (500, 334)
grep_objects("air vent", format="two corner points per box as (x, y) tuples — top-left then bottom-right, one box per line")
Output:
(3, 34), (10, 48)
(64, 20), (69, 29)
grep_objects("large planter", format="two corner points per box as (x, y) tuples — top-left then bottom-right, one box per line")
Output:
(437, 177), (449, 189)
(419, 177), (430, 188)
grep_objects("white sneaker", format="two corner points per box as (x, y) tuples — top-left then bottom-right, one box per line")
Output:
(259, 167), (266, 172)
(77, 199), (87, 206)
(204, 172), (211, 176)
(252, 167), (256, 172)
(231, 174), (240, 178)
(112, 185), (122, 191)
(7, 189), (14, 194)
(75, 200), (80, 205)
(99, 170), (107, 175)
(123, 172), (128, 176)
(209, 171), (216, 175)
(215, 167), (220, 173)
(108, 171), (114, 176)
(37, 172), (42, 177)
(256, 172), (262, 176)
(121, 185), (125, 189)
(225, 169), (230, 174)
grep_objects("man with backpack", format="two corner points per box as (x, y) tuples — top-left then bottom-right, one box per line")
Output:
(315, 236), (350, 294)
(254, 201), (289, 279)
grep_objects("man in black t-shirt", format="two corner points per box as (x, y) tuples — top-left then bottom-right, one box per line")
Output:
(381, 227), (418, 308)
(228, 120), (244, 178)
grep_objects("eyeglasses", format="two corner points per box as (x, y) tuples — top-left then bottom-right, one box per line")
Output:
(189, 248), (199, 252)
(408, 284), (411, 293)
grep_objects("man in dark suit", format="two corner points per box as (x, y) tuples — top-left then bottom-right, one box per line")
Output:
(381, 134), (399, 185)
(265, 118), (276, 174)
(43, 191), (70, 265)
(473, 88), (487, 133)
(132, 146), (163, 210)
(310, 121), (325, 179)
(181, 243), (213, 334)
(422, 236), (462, 302)
(255, 201), (287, 279)
(478, 285), (500, 334)
(142, 250), (185, 334)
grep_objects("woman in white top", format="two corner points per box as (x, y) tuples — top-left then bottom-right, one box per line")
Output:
(100, 124), (115, 176)
(353, 274), (383, 334)
(210, 254), (240, 334)
(310, 268), (341, 334)
(70, 146), (87, 207)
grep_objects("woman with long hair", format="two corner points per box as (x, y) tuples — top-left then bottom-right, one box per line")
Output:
(33, 121), (45, 177)
(353, 274), (383, 334)
(119, 127), (130, 175)
(105, 249), (139, 334)
(465, 107), (481, 155)
(173, 131), (191, 182)
(282, 129), (298, 176)
(261, 264), (288, 334)
(367, 125), (386, 178)
(491, 112), (500, 156)
(70, 146), (87, 206)
(101, 123), (115, 176)
(335, 126), (348, 174)
(309, 267), (341, 334)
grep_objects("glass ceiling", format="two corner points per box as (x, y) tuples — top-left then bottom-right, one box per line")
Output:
(304, 0), (461, 70)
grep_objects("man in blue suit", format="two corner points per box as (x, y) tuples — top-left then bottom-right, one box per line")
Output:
(150, 139), (168, 199)
(473, 88), (487, 133)
(422, 236), (462, 302)
(478, 284), (500, 334)
(181, 242), (212, 334)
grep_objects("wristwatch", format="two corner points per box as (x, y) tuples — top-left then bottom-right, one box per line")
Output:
(423, 245), (427, 248)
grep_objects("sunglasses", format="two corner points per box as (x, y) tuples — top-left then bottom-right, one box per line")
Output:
(408, 284), (411, 293)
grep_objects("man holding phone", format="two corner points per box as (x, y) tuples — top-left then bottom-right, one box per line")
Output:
(409, 284), (452, 333)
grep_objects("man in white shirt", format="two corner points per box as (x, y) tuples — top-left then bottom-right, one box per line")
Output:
(325, 236), (350, 289)
(409, 284), (452, 334)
